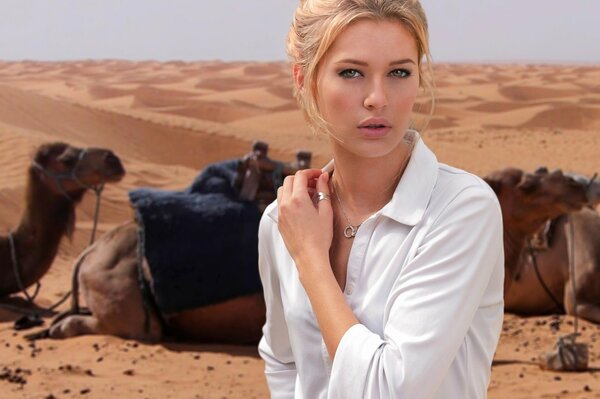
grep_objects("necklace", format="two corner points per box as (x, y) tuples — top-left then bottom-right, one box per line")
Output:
(331, 182), (361, 239)
(331, 132), (418, 239)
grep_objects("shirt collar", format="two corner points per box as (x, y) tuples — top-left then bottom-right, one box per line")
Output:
(380, 131), (438, 226)
(266, 131), (438, 226)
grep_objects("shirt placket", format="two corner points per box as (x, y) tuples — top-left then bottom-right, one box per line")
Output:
(344, 214), (375, 297)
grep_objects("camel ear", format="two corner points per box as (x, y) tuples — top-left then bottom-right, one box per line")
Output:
(57, 147), (80, 168)
(34, 144), (54, 166)
(518, 173), (540, 193)
(534, 166), (549, 175)
(483, 176), (501, 194)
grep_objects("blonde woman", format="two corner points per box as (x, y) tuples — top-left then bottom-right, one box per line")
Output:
(258, 1), (504, 398)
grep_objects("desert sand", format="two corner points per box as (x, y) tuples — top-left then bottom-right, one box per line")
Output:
(0, 60), (599, 398)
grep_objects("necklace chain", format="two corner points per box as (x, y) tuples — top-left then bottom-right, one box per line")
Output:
(330, 133), (418, 239)
(331, 182), (360, 239)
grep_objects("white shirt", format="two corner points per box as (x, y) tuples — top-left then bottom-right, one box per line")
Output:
(258, 133), (504, 399)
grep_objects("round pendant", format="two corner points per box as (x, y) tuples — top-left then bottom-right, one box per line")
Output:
(344, 225), (358, 239)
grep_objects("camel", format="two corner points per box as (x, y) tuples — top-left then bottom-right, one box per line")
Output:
(0, 142), (125, 299)
(483, 167), (590, 296)
(42, 163), (595, 343)
(44, 142), (309, 344)
(503, 171), (600, 323)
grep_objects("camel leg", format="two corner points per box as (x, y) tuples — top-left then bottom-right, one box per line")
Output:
(48, 314), (101, 339)
(570, 303), (600, 324)
(75, 222), (163, 342)
(564, 282), (600, 324)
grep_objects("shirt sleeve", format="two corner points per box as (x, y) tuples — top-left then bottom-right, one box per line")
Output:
(328, 185), (504, 399)
(257, 212), (297, 398)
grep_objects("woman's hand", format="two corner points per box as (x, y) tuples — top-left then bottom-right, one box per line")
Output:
(277, 169), (333, 277)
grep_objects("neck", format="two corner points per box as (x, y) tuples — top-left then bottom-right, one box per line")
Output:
(0, 169), (83, 296)
(501, 210), (554, 294)
(330, 136), (414, 219)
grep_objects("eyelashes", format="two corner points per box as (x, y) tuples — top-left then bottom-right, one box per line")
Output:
(339, 69), (362, 78)
(337, 68), (412, 79)
(389, 68), (411, 78)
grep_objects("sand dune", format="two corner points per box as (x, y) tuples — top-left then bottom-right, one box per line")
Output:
(499, 86), (584, 102)
(0, 61), (599, 399)
(522, 104), (600, 130)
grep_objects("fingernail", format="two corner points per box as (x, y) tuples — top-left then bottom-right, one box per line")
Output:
(322, 172), (329, 182)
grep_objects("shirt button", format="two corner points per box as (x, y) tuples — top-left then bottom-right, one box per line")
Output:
(346, 286), (353, 295)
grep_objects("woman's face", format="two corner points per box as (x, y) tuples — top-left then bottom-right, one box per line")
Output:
(315, 19), (420, 159)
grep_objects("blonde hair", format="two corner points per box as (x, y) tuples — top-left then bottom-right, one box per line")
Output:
(287, 0), (434, 134)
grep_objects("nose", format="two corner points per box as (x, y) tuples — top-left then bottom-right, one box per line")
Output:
(363, 79), (388, 110)
(104, 152), (125, 173)
(104, 152), (120, 166)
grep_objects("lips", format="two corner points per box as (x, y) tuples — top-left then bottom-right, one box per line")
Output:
(358, 118), (391, 129)
(358, 118), (392, 138)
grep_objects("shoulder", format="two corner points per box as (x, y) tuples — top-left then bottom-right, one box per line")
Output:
(436, 163), (497, 202)
(258, 200), (281, 250)
(430, 163), (501, 221)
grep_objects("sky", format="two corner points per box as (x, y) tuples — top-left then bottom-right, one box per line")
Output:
(0, 1), (599, 63)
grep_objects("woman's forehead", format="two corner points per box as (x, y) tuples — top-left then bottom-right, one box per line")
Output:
(324, 19), (418, 65)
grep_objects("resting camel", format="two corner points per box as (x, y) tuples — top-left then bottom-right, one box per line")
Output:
(0, 142), (125, 298)
(502, 171), (600, 323)
(44, 142), (309, 344)
(483, 167), (590, 296)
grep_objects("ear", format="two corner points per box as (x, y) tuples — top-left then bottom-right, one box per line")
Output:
(293, 64), (305, 91)
(483, 176), (501, 194)
(517, 173), (540, 194)
(534, 166), (548, 175)
(57, 147), (80, 167)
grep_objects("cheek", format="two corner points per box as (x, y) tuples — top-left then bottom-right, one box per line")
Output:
(319, 80), (357, 122)
(393, 84), (420, 116)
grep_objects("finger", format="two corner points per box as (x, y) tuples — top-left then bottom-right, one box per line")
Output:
(292, 170), (308, 198)
(292, 169), (320, 199)
(316, 172), (333, 216)
(282, 175), (294, 199)
(303, 168), (325, 179)
(303, 169), (324, 191)
(277, 186), (284, 216)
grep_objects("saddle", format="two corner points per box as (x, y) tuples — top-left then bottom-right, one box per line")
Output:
(129, 142), (311, 315)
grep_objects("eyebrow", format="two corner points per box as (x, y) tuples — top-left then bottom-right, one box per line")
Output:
(335, 58), (416, 66)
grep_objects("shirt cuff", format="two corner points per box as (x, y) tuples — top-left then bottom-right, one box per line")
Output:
(328, 323), (384, 399)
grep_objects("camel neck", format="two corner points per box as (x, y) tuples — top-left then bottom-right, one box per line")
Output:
(0, 171), (83, 296)
(502, 212), (554, 294)
(504, 228), (527, 272)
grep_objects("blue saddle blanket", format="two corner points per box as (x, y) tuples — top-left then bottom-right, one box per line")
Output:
(128, 160), (263, 315)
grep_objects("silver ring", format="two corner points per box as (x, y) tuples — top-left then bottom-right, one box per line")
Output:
(317, 192), (330, 202)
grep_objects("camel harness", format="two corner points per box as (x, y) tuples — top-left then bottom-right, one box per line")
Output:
(2, 149), (107, 326)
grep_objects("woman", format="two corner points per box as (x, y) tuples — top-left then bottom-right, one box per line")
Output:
(258, 1), (504, 398)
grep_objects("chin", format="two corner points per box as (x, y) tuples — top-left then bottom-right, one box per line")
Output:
(346, 139), (405, 159)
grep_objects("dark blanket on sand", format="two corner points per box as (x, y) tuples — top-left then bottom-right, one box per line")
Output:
(128, 160), (263, 315)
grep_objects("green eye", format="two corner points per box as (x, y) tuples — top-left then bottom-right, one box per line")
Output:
(339, 69), (362, 78)
(390, 69), (411, 78)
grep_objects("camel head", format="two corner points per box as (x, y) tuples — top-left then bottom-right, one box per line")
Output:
(484, 167), (589, 229)
(565, 171), (600, 207)
(235, 141), (311, 211)
(31, 142), (125, 199)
